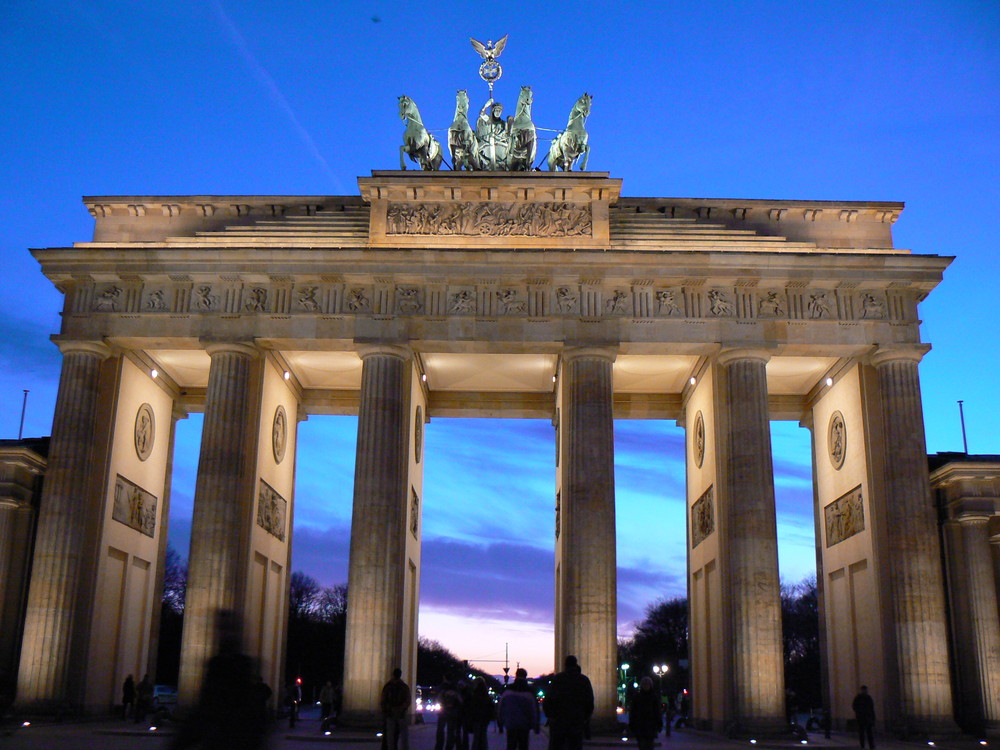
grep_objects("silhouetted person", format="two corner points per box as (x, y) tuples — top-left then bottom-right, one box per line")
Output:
(171, 609), (268, 750)
(628, 677), (662, 750)
(134, 674), (153, 724)
(498, 669), (539, 750)
(435, 672), (464, 750)
(852, 685), (876, 749)
(319, 680), (335, 721)
(122, 674), (135, 719)
(467, 677), (495, 750)
(252, 675), (272, 723)
(380, 667), (411, 750)
(673, 690), (691, 729)
(544, 655), (594, 750)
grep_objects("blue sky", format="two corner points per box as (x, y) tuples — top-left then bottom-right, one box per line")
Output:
(1, 1), (997, 675)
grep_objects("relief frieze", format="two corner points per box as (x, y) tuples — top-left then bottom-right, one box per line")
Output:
(655, 289), (681, 316)
(824, 486), (865, 547)
(112, 475), (157, 537)
(296, 286), (321, 311)
(110, 278), (909, 326)
(757, 291), (786, 317)
(386, 201), (593, 237)
(144, 289), (168, 311)
(256, 480), (287, 541)
(691, 485), (715, 548)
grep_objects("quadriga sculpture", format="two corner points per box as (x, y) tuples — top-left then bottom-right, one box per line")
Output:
(398, 95), (443, 171)
(547, 93), (592, 172)
(507, 86), (536, 172)
(448, 90), (478, 171)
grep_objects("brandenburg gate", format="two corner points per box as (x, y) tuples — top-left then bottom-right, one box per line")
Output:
(15, 168), (964, 736)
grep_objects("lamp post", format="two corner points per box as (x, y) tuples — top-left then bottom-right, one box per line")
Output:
(619, 663), (630, 707)
(652, 664), (669, 698)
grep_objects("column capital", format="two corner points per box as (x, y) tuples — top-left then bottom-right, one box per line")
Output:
(869, 344), (931, 368)
(716, 347), (771, 366)
(561, 345), (617, 364)
(355, 342), (413, 361)
(957, 511), (993, 524)
(53, 339), (112, 359)
(202, 340), (260, 358)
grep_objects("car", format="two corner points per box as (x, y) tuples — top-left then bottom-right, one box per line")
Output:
(152, 685), (178, 709)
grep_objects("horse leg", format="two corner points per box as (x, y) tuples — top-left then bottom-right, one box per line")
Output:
(400, 144), (408, 170)
(547, 142), (559, 171)
(580, 143), (591, 171)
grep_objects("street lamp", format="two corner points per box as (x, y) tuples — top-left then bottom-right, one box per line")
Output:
(652, 664), (669, 697)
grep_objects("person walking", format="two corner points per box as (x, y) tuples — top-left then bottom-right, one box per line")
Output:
(498, 669), (539, 750)
(319, 680), (335, 722)
(467, 677), (495, 750)
(543, 655), (594, 750)
(134, 674), (153, 724)
(381, 668), (411, 750)
(852, 685), (876, 749)
(121, 674), (135, 719)
(435, 672), (464, 750)
(170, 609), (267, 750)
(628, 677), (662, 750)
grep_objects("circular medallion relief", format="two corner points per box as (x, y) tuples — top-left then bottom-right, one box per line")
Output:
(134, 403), (155, 461)
(272, 405), (287, 464)
(828, 411), (847, 470)
(414, 406), (423, 464)
(693, 411), (705, 468)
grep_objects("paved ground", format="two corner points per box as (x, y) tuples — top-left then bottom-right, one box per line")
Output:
(1, 708), (992, 750)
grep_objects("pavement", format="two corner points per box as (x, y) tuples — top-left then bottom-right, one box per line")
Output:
(1, 708), (994, 750)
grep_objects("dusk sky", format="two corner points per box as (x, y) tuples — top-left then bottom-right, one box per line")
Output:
(1, 2), (997, 677)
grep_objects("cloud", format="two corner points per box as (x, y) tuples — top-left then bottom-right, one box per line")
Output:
(290, 523), (352, 587)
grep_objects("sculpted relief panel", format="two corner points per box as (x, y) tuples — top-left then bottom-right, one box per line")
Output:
(824, 486), (865, 547)
(113, 475), (157, 537)
(257, 480), (287, 542)
(691, 485), (715, 548)
(386, 201), (593, 237)
(83, 277), (904, 324)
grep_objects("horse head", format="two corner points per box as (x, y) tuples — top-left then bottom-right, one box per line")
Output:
(398, 95), (416, 121)
(574, 93), (593, 119)
(517, 85), (533, 114)
(455, 90), (469, 115)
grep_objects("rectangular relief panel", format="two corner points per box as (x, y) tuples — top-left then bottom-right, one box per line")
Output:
(824, 486), (865, 547)
(256, 480), (287, 542)
(112, 475), (158, 538)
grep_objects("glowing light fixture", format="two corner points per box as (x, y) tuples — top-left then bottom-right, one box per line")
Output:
(825, 377), (834, 387)
(689, 376), (696, 385)
(283, 370), (290, 380)
(151, 369), (159, 379)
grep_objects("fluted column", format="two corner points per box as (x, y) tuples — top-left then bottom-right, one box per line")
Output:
(178, 343), (261, 704)
(715, 348), (785, 733)
(341, 344), (411, 724)
(957, 514), (1000, 735)
(558, 346), (617, 727)
(871, 347), (954, 733)
(16, 341), (111, 709)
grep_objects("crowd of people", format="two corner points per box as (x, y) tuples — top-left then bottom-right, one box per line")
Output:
(115, 634), (878, 750)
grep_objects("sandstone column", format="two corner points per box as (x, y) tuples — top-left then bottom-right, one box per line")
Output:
(715, 348), (785, 733)
(16, 341), (111, 709)
(957, 513), (1000, 735)
(870, 347), (953, 733)
(178, 342), (261, 704)
(557, 346), (617, 727)
(341, 344), (412, 724)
